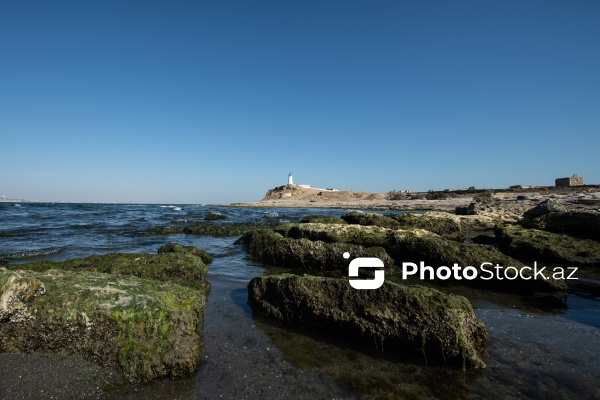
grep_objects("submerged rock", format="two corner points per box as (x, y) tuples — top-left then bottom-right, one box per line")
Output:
(0, 267), (207, 382)
(157, 242), (213, 265)
(146, 222), (269, 237)
(495, 225), (600, 266)
(248, 274), (488, 369)
(236, 229), (394, 274)
(205, 212), (227, 221)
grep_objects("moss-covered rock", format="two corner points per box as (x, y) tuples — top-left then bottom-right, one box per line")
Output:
(385, 230), (567, 293)
(274, 223), (393, 248)
(12, 252), (209, 292)
(271, 223), (566, 294)
(520, 211), (600, 241)
(157, 243), (213, 265)
(341, 212), (402, 229)
(147, 222), (268, 237)
(236, 229), (394, 274)
(248, 274), (488, 369)
(496, 225), (600, 266)
(300, 215), (347, 224)
(0, 267), (207, 382)
(204, 212), (227, 221)
(341, 212), (497, 240)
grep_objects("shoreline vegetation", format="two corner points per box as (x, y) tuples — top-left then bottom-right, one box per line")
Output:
(1, 184), (600, 398)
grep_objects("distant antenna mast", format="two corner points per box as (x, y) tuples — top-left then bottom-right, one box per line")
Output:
(288, 172), (293, 185)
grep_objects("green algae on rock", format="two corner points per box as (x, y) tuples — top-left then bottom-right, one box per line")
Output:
(300, 215), (347, 224)
(157, 242), (213, 265)
(12, 252), (209, 292)
(521, 211), (600, 241)
(236, 229), (394, 274)
(204, 212), (227, 221)
(0, 267), (207, 382)
(270, 223), (566, 294)
(341, 212), (497, 240)
(248, 274), (488, 369)
(495, 225), (600, 266)
(146, 222), (269, 237)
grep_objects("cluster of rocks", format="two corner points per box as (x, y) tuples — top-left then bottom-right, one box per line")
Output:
(239, 194), (600, 371)
(0, 245), (211, 382)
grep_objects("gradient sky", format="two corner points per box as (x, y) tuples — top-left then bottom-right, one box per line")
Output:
(1, 0), (599, 203)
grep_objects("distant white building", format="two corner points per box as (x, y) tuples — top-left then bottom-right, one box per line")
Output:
(285, 173), (339, 192)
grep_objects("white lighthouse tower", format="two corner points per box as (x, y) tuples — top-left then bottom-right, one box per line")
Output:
(288, 172), (293, 186)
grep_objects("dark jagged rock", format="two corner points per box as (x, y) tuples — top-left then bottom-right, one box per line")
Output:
(0, 266), (208, 382)
(157, 242), (213, 265)
(236, 229), (394, 274)
(524, 199), (568, 218)
(248, 274), (488, 369)
(521, 211), (600, 241)
(496, 225), (600, 266)
(205, 212), (227, 221)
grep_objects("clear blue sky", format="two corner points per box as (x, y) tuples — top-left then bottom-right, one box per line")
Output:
(1, 0), (598, 203)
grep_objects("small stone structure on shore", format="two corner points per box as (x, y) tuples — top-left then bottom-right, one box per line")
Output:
(555, 174), (583, 187)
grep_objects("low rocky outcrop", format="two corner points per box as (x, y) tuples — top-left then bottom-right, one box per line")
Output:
(146, 222), (268, 237)
(15, 252), (209, 292)
(495, 225), (600, 266)
(0, 266), (207, 382)
(248, 274), (488, 369)
(523, 199), (568, 217)
(300, 215), (347, 224)
(158, 242), (213, 265)
(340, 212), (496, 240)
(521, 211), (600, 241)
(236, 229), (394, 274)
(272, 223), (566, 294)
(460, 195), (532, 222)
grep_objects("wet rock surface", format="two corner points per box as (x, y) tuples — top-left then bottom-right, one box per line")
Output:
(496, 225), (600, 266)
(248, 274), (488, 368)
(270, 222), (567, 294)
(1, 248), (211, 383)
(236, 229), (394, 274)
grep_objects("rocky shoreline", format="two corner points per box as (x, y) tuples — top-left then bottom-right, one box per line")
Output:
(2, 190), (600, 398)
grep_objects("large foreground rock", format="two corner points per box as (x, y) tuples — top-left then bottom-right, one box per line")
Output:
(0, 267), (207, 382)
(248, 274), (488, 369)
(496, 225), (600, 266)
(1, 249), (211, 382)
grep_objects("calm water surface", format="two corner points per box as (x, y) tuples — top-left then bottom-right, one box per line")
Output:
(0, 203), (599, 399)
